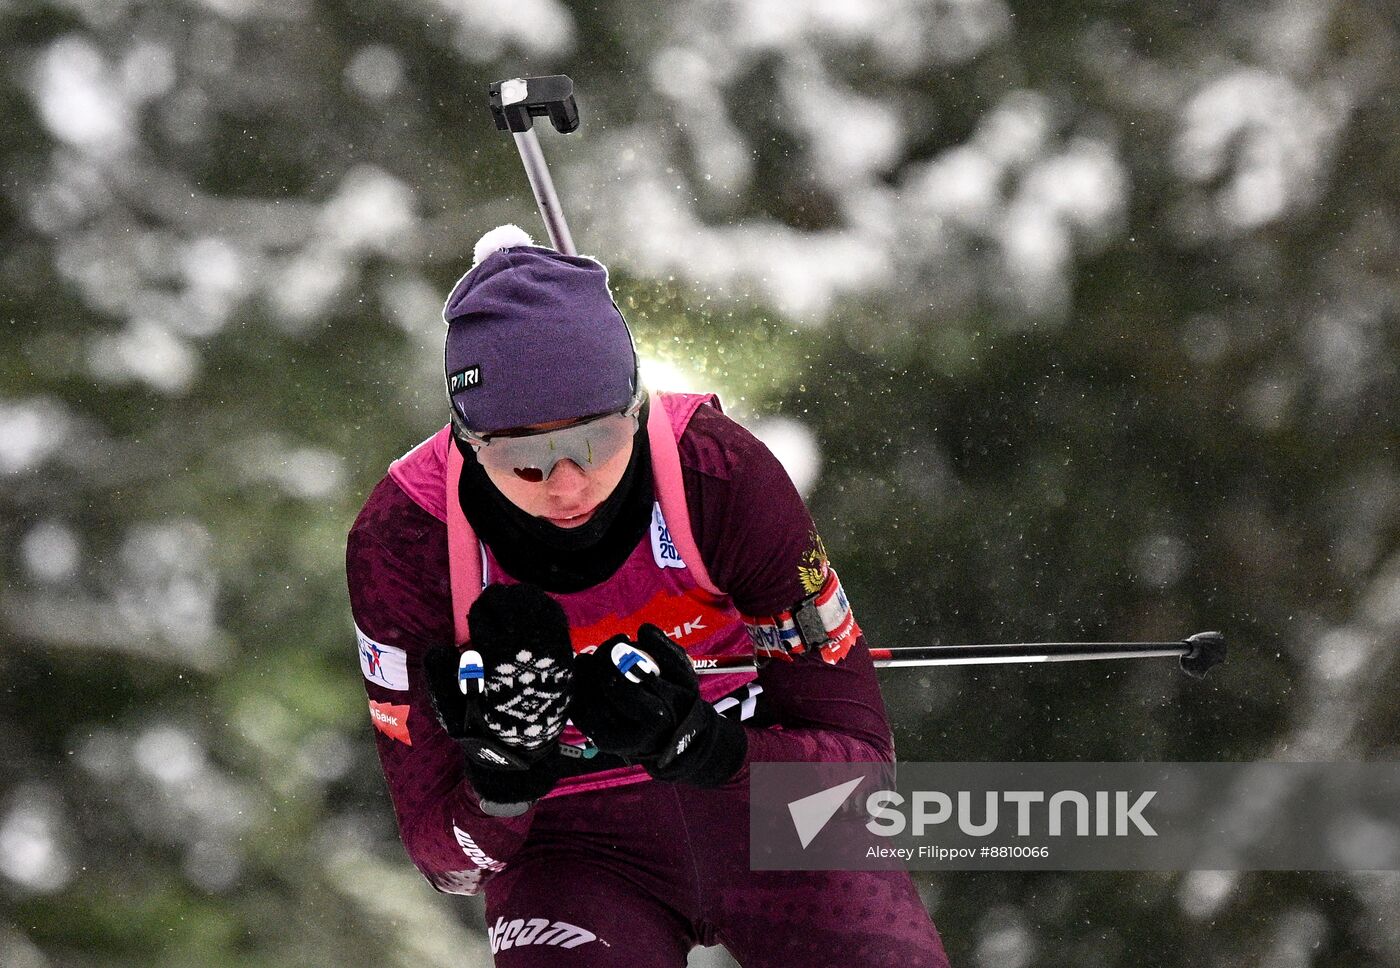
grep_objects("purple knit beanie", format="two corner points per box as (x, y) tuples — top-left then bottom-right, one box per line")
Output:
(443, 225), (638, 435)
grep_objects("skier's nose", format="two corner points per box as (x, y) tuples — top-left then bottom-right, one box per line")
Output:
(544, 458), (588, 493)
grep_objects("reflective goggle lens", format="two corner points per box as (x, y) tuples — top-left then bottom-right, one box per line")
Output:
(472, 410), (636, 482)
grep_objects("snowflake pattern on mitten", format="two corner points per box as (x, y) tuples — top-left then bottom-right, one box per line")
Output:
(482, 648), (572, 750)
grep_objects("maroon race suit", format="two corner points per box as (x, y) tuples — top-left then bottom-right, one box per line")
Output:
(346, 398), (950, 967)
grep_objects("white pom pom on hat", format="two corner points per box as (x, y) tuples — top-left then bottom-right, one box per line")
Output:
(472, 224), (535, 267)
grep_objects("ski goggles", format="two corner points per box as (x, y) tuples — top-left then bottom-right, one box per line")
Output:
(452, 389), (644, 483)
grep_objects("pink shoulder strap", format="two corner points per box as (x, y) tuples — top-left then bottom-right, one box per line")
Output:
(647, 391), (722, 596)
(440, 390), (722, 644)
(445, 442), (483, 646)
(387, 426), (479, 644)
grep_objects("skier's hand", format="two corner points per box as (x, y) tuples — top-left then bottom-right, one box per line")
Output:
(568, 624), (747, 787)
(424, 583), (573, 812)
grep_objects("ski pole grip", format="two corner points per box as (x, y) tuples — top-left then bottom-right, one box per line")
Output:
(1179, 631), (1226, 679)
(489, 75), (580, 134)
(610, 641), (660, 683)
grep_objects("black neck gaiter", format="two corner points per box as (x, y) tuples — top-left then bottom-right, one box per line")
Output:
(455, 399), (655, 594)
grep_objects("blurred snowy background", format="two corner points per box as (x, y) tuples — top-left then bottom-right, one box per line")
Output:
(3, 0), (1399, 965)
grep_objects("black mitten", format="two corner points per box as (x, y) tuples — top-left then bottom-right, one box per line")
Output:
(568, 624), (746, 787)
(424, 583), (574, 812)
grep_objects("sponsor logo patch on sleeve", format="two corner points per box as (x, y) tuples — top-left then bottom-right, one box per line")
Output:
(453, 825), (507, 872)
(369, 700), (412, 745)
(356, 623), (410, 691)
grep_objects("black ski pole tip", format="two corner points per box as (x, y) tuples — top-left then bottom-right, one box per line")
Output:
(1179, 631), (1226, 679)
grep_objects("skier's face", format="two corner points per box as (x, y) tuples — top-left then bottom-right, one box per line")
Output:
(480, 415), (634, 528)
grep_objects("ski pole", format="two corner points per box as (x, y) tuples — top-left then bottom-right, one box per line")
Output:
(684, 631), (1227, 680)
(574, 636), (1223, 764)
(488, 75), (580, 255)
